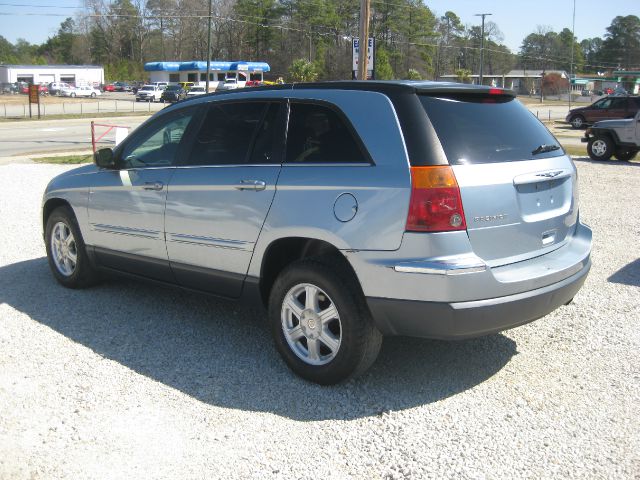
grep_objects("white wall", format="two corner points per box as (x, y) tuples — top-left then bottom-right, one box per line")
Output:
(0, 66), (104, 85)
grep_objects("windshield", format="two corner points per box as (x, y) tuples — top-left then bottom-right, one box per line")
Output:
(419, 94), (563, 164)
(141, 86), (154, 91)
(166, 85), (181, 91)
(190, 87), (204, 92)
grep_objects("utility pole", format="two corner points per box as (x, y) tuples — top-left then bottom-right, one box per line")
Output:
(205, 0), (212, 93)
(569, 0), (576, 111)
(475, 13), (492, 85)
(358, 0), (371, 80)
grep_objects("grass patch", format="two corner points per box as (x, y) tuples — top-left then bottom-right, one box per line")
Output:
(561, 144), (588, 157)
(0, 111), (153, 122)
(33, 154), (93, 164)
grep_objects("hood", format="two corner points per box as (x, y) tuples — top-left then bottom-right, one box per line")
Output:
(592, 117), (633, 129)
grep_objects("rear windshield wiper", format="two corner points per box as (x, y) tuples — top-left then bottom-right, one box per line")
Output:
(531, 144), (561, 155)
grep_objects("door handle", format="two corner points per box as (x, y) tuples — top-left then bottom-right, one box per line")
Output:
(234, 180), (267, 191)
(143, 181), (164, 191)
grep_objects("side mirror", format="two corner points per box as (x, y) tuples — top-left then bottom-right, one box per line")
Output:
(94, 148), (115, 169)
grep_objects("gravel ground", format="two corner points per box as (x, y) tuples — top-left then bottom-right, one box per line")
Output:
(0, 159), (638, 480)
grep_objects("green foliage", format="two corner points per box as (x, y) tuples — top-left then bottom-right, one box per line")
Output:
(374, 48), (394, 80)
(288, 58), (318, 82)
(455, 68), (471, 83)
(406, 68), (422, 80)
(104, 60), (146, 82)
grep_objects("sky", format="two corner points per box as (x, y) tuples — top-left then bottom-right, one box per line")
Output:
(0, 0), (638, 52)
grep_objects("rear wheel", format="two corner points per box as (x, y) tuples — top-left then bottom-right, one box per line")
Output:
(268, 258), (382, 385)
(570, 115), (585, 129)
(615, 149), (637, 161)
(90, 92), (96, 98)
(587, 136), (613, 160)
(45, 206), (98, 288)
(70, 92), (76, 98)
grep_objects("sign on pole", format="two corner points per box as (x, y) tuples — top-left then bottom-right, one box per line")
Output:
(352, 37), (375, 80)
(28, 84), (41, 119)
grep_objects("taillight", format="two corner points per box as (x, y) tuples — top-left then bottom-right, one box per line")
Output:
(406, 166), (467, 232)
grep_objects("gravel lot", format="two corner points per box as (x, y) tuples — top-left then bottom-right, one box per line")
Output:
(0, 159), (638, 479)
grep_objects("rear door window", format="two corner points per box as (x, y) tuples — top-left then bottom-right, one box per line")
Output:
(419, 94), (563, 165)
(285, 102), (370, 164)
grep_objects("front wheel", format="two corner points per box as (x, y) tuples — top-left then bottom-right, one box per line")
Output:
(570, 115), (585, 129)
(269, 258), (382, 385)
(45, 206), (98, 289)
(90, 92), (96, 98)
(587, 136), (613, 160)
(70, 93), (76, 98)
(615, 149), (637, 161)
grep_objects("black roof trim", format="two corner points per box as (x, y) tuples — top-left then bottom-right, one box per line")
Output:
(179, 80), (515, 104)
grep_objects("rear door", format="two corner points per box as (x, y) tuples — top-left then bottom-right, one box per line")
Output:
(419, 93), (578, 267)
(164, 100), (284, 297)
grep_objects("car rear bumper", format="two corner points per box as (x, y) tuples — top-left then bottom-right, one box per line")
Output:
(366, 258), (590, 339)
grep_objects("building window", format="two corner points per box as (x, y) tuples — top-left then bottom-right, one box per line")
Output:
(187, 73), (197, 82)
(217, 73), (225, 81)
(169, 74), (179, 83)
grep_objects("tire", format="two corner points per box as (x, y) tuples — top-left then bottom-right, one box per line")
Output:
(268, 258), (382, 385)
(70, 92), (76, 98)
(587, 136), (613, 160)
(45, 206), (98, 289)
(90, 92), (96, 98)
(570, 115), (585, 129)
(615, 149), (637, 161)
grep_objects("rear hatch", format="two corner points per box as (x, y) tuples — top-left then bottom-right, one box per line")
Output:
(418, 91), (577, 267)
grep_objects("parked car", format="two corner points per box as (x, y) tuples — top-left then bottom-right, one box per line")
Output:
(565, 95), (640, 128)
(19, 83), (48, 95)
(113, 82), (131, 92)
(161, 85), (187, 103)
(0, 82), (19, 94)
(48, 82), (72, 96)
(186, 86), (206, 97)
(178, 82), (195, 91)
(60, 85), (101, 98)
(135, 84), (163, 102)
(218, 78), (239, 90)
(582, 110), (640, 161)
(42, 81), (592, 384)
(580, 89), (592, 96)
(102, 83), (116, 92)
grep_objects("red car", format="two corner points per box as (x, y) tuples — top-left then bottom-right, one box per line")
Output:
(102, 84), (116, 92)
(19, 83), (48, 95)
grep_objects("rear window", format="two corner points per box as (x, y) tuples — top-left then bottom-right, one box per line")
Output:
(419, 94), (563, 164)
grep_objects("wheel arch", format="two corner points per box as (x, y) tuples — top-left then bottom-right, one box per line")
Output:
(257, 237), (363, 308)
(42, 197), (73, 233)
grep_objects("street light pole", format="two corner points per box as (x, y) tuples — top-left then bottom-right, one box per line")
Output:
(205, 0), (212, 93)
(569, 0), (576, 111)
(358, 0), (371, 80)
(475, 13), (492, 85)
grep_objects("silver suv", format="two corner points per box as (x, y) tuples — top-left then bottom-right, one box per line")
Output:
(42, 81), (592, 384)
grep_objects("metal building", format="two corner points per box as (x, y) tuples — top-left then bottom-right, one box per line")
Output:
(0, 64), (105, 86)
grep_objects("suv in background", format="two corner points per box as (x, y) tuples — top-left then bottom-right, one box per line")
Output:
(161, 85), (187, 103)
(566, 95), (640, 128)
(583, 110), (640, 161)
(42, 81), (592, 384)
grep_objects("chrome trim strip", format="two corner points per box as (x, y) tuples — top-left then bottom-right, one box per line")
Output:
(394, 257), (487, 275)
(91, 223), (160, 239)
(169, 233), (250, 250)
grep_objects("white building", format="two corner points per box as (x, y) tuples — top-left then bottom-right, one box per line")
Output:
(0, 64), (104, 86)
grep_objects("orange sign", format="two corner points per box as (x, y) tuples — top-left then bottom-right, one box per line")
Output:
(28, 84), (40, 104)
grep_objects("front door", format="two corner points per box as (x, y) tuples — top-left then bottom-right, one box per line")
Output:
(86, 108), (198, 281)
(165, 101), (284, 297)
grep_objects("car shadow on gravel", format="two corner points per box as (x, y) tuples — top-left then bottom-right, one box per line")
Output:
(607, 258), (640, 287)
(1, 257), (517, 421)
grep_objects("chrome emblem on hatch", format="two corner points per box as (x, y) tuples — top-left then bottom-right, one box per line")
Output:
(536, 170), (563, 178)
(473, 214), (508, 223)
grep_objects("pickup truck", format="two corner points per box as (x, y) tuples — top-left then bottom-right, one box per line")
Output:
(135, 84), (163, 102)
(582, 110), (640, 161)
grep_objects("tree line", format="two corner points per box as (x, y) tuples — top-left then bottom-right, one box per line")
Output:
(0, 0), (638, 82)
